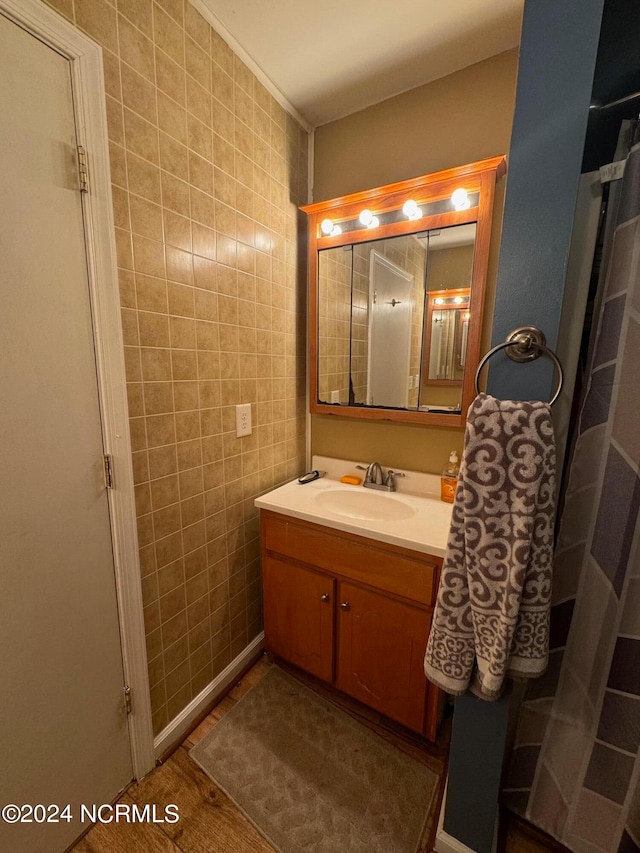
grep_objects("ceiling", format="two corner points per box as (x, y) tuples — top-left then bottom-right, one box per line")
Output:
(197, 0), (524, 128)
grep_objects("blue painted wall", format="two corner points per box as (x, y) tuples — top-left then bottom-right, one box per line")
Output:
(487, 0), (606, 404)
(441, 1), (605, 850)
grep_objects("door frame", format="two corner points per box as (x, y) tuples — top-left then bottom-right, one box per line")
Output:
(0, 0), (155, 778)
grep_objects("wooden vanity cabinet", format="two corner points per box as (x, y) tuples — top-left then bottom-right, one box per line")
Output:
(260, 510), (443, 740)
(337, 581), (432, 733)
(262, 555), (334, 682)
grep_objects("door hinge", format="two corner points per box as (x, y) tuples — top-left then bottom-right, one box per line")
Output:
(104, 453), (114, 489)
(77, 144), (89, 193)
(124, 685), (132, 715)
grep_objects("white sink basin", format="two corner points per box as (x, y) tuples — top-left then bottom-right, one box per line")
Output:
(314, 488), (416, 522)
(254, 458), (453, 557)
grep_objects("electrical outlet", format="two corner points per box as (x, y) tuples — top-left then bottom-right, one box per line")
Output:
(330, 390), (340, 403)
(235, 403), (252, 437)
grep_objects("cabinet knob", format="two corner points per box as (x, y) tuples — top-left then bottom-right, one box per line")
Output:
(340, 601), (350, 611)
(320, 593), (330, 602)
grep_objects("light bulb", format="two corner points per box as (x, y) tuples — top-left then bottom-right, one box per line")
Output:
(321, 218), (334, 235)
(434, 297), (444, 305)
(454, 296), (464, 304)
(330, 224), (342, 237)
(451, 188), (470, 210)
(368, 216), (379, 229)
(402, 199), (419, 218)
(359, 209), (373, 226)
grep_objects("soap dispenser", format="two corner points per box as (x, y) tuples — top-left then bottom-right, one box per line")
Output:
(440, 450), (460, 504)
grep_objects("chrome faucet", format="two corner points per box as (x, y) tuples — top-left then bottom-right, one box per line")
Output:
(365, 461), (384, 486)
(356, 462), (405, 492)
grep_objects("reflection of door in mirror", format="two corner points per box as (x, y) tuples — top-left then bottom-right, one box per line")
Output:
(367, 250), (413, 408)
(351, 235), (427, 409)
(420, 225), (476, 413)
(318, 236), (427, 408)
(316, 225), (476, 411)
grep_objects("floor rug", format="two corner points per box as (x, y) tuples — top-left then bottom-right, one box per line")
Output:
(190, 666), (439, 853)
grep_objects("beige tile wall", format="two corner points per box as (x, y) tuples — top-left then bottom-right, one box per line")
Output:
(351, 253), (368, 404)
(318, 247), (351, 403)
(44, 0), (309, 734)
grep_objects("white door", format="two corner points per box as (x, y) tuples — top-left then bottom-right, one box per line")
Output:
(0, 13), (132, 852)
(367, 250), (413, 407)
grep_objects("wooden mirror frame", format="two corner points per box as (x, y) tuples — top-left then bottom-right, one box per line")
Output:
(301, 156), (506, 427)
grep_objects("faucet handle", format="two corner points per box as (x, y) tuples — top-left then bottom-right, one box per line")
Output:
(385, 469), (405, 490)
(355, 464), (373, 484)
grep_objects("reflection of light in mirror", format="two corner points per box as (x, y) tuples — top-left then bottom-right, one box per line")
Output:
(359, 209), (373, 226)
(321, 218), (334, 235)
(331, 224), (342, 237)
(460, 315), (469, 366)
(451, 188), (471, 210)
(368, 216), (379, 229)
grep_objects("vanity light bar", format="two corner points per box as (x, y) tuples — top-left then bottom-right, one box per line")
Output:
(433, 294), (470, 307)
(317, 190), (479, 238)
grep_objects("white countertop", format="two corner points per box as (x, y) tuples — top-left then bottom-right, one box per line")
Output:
(254, 456), (453, 558)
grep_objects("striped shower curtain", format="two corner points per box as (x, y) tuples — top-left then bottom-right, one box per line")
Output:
(502, 140), (640, 852)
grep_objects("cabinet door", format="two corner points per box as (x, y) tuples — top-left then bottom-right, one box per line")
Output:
(337, 582), (431, 733)
(263, 556), (335, 682)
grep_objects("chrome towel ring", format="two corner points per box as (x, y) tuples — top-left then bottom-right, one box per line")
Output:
(474, 326), (564, 406)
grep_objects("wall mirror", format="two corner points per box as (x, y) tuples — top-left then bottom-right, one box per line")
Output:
(302, 156), (506, 426)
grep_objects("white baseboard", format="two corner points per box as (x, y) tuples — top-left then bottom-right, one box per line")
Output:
(434, 779), (476, 853)
(434, 777), (494, 853)
(153, 633), (265, 759)
(434, 828), (477, 853)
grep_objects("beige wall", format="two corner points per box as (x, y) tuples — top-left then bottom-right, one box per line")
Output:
(43, 0), (309, 734)
(313, 49), (519, 200)
(311, 49), (519, 472)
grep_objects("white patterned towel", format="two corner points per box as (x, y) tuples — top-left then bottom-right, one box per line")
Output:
(424, 393), (556, 700)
